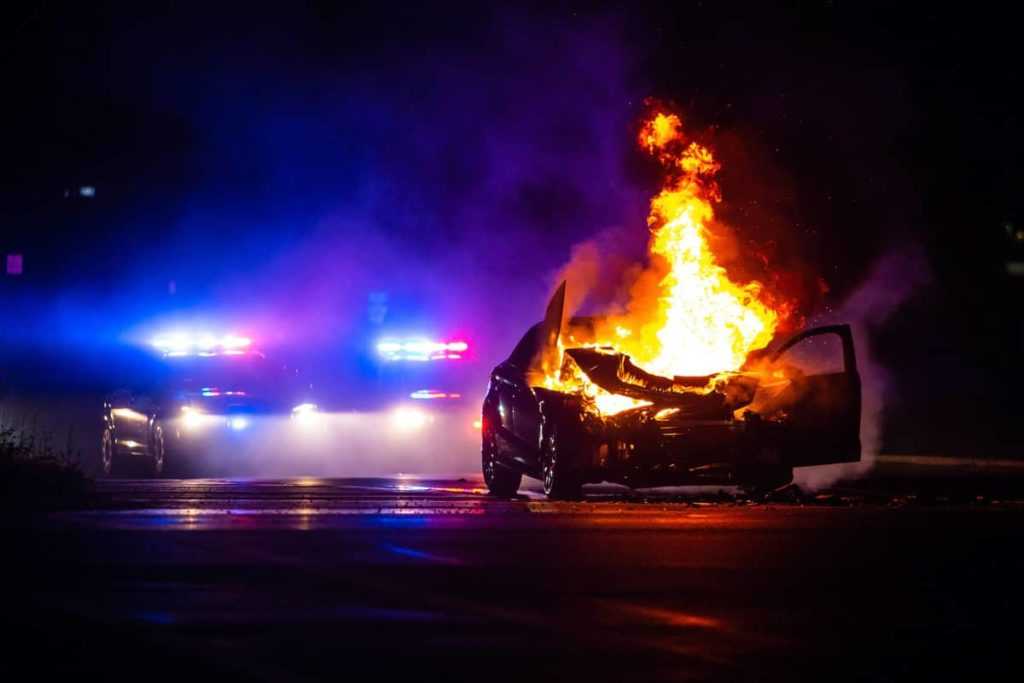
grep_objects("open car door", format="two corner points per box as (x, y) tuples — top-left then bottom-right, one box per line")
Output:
(764, 324), (862, 467)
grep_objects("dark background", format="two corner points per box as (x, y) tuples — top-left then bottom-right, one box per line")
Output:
(1, 1), (1021, 456)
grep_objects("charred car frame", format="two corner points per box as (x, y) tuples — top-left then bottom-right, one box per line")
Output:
(481, 284), (861, 498)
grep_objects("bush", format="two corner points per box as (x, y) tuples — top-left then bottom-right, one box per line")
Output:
(0, 422), (92, 510)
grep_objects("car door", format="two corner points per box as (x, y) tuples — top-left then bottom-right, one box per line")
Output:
(766, 324), (861, 467)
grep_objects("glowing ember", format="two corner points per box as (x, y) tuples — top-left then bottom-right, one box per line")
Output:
(542, 109), (783, 414)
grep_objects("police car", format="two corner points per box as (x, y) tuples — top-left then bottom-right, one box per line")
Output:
(100, 333), (320, 476)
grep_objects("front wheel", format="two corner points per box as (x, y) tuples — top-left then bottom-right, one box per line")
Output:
(541, 424), (583, 500)
(482, 419), (521, 497)
(145, 421), (166, 477)
(100, 426), (117, 476)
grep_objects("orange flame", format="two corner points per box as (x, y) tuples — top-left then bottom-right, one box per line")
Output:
(542, 110), (783, 414)
(612, 111), (779, 378)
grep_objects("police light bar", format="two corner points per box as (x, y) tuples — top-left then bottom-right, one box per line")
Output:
(376, 338), (469, 361)
(409, 389), (463, 400)
(151, 332), (253, 357)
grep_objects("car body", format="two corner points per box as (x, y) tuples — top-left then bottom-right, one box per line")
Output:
(481, 284), (861, 498)
(101, 340), (319, 476)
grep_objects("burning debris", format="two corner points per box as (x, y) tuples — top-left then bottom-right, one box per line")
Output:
(481, 108), (862, 499)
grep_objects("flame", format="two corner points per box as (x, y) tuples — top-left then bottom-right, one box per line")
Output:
(541, 345), (652, 415)
(613, 111), (779, 377)
(540, 109), (783, 414)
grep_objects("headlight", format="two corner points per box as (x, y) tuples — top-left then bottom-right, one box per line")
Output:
(181, 405), (207, 430)
(291, 402), (320, 427)
(390, 406), (431, 432)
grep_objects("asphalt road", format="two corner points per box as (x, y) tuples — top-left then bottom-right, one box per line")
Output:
(8, 472), (1024, 681)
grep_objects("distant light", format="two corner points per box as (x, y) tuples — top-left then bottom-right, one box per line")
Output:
(111, 408), (146, 422)
(390, 406), (431, 432)
(181, 406), (205, 430)
(79, 186), (96, 197)
(197, 335), (219, 351)
(5, 254), (23, 276)
(410, 389), (462, 400)
(222, 335), (251, 349)
(152, 332), (253, 356)
(376, 338), (470, 361)
(291, 403), (320, 427)
(472, 419), (482, 430)
(229, 416), (249, 431)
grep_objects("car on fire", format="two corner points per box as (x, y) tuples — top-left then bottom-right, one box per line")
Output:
(101, 334), (320, 476)
(481, 283), (861, 499)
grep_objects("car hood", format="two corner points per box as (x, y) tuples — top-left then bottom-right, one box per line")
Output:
(563, 347), (760, 418)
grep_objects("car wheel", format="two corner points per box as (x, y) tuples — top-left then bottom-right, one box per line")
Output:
(146, 421), (166, 477)
(541, 423), (583, 500)
(100, 426), (116, 476)
(481, 418), (521, 496)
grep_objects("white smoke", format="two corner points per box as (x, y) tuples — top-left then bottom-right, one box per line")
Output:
(794, 246), (931, 490)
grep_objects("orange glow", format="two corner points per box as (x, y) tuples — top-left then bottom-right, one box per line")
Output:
(542, 109), (782, 412)
(619, 111), (779, 377)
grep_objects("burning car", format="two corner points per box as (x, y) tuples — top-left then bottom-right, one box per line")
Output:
(481, 284), (860, 498)
(481, 109), (860, 498)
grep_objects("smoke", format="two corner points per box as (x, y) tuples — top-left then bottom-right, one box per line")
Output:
(794, 245), (931, 490)
(2, 9), (653, 478)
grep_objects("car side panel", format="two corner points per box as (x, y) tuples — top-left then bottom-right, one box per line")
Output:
(488, 365), (542, 474)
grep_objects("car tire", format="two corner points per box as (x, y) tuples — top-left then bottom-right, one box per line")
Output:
(145, 421), (166, 478)
(481, 418), (521, 497)
(541, 422), (583, 501)
(100, 426), (122, 477)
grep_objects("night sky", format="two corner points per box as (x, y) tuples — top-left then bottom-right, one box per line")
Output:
(1, 2), (1021, 455)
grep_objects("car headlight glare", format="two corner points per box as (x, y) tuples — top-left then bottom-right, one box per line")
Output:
(291, 402), (321, 427)
(390, 406), (431, 432)
(181, 405), (206, 430)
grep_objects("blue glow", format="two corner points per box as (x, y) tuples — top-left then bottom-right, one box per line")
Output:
(151, 332), (252, 356)
(375, 338), (468, 361)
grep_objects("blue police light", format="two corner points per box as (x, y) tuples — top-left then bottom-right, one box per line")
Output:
(151, 332), (252, 356)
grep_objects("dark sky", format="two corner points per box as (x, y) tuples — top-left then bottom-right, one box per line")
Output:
(1, 1), (1021, 453)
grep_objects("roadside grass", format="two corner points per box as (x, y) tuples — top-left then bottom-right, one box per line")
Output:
(0, 416), (92, 510)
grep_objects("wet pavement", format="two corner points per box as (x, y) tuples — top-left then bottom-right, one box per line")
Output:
(8, 467), (1024, 681)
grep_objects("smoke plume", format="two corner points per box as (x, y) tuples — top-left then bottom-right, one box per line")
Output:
(794, 245), (931, 490)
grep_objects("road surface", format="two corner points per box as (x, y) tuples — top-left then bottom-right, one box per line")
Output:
(7, 473), (1024, 681)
